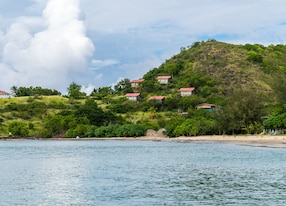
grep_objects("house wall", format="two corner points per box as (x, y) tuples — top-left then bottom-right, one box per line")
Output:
(0, 94), (11, 98)
(158, 79), (169, 84)
(127, 96), (139, 101)
(181, 91), (192, 96)
(131, 82), (140, 88)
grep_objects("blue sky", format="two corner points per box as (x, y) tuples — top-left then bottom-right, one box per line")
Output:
(0, 0), (286, 94)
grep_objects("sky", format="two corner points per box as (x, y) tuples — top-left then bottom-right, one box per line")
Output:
(0, 0), (286, 94)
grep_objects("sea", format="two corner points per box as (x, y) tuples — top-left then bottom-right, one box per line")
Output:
(0, 139), (286, 206)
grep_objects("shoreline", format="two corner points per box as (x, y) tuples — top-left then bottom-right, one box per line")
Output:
(1, 134), (286, 142)
(1, 135), (286, 148)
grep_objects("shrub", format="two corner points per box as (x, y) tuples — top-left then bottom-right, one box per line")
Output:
(8, 121), (29, 137)
(93, 124), (147, 138)
(94, 125), (117, 138)
(65, 124), (89, 138)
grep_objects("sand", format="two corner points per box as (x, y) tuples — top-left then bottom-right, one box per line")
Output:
(80, 135), (286, 148)
(2, 135), (286, 148)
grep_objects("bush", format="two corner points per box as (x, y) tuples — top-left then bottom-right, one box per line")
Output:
(8, 121), (29, 137)
(116, 124), (146, 137)
(65, 124), (89, 138)
(93, 124), (147, 138)
(94, 125), (118, 137)
(139, 121), (160, 131)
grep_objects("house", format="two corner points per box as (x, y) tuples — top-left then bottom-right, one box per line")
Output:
(125, 93), (141, 101)
(156, 76), (172, 85)
(149, 96), (165, 102)
(179, 87), (195, 96)
(0, 90), (11, 98)
(196, 103), (217, 112)
(130, 79), (144, 89)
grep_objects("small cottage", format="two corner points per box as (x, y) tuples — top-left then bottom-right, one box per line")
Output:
(156, 76), (172, 85)
(130, 79), (144, 89)
(125, 93), (141, 101)
(179, 87), (195, 96)
(0, 90), (11, 98)
(149, 96), (165, 102)
(196, 103), (216, 112)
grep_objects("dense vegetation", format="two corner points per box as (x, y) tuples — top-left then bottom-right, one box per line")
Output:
(1, 40), (286, 138)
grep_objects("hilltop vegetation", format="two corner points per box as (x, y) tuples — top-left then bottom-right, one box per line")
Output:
(1, 40), (286, 138)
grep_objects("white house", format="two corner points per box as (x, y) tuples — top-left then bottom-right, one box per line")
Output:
(0, 90), (11, 98)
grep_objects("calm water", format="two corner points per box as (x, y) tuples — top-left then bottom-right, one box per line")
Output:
(0, 140), (286, 206)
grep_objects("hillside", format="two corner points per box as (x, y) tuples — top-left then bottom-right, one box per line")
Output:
(1, 40), (286, 138)
(142, 40), (286, 102)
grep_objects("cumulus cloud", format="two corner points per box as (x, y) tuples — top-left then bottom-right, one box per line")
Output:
(0, 0), (94, 92)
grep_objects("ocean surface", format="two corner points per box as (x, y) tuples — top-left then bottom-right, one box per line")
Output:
(0, 140), (286, 206)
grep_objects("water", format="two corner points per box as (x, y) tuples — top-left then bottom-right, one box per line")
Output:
(0, 140), (286, 205)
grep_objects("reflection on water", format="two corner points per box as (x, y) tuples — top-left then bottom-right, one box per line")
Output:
(0, 140), (286, 205)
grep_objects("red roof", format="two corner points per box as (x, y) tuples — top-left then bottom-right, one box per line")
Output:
(156, 76), (172, 79)
(0, 90), (9, 95)
(149, 96), (165, 101)
(125, 93), (140, 97)
(130, 79), (144, 83)
(179, 87), (195, 92)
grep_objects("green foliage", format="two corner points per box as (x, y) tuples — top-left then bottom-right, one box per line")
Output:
(178, 95), (203, 112)
(65, 124), (89, 138)
(113, 78), (132, 94)
(43, 115), (67, 137)
(264, 107), (286, 129)
(4, 41), (286, 138)
(93, 124), (147, 137)
(270, 72), (286, 104)
(173, 117), (215, 136)
(4, 101), (48, 120)
(214, 90), (266, 134)
(247, 51), (263, 64)
(242, 122), (264, 134)
(93, 125), (117, 137)
(67, 82), (85, 99)
(164, 116), (185, 137)
(139, 121), (160, 131)
(8, 121), (29, 137)
(11, 86), (61, 97)
(91, 86), (114, 100)
(74, 99), (120, 126)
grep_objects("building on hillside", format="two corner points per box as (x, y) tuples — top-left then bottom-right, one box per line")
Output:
(149, 96), (165, 103)
(196, 103), (217, 112)
(0, 90), (11, 98)
(179, 87), (195, 97)
(130, 79), (144, 89)
(125, 93), (141, 101)
(156, 76), (172, 85)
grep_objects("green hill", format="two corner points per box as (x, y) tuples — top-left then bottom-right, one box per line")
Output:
(142, 40), (286, 101)
(2, 40), (286, 138)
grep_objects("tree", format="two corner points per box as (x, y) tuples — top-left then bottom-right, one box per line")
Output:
(270, 72), (286, 105)
(219, 90), (266, 134)
(67, 82), (83, 99)
(90, 86), (114, 100)
(114, 78), (132, 94)
(74, 99), (120, 126)
(10, 86), (18, 96)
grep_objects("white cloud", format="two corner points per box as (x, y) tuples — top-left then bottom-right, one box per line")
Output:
(82, 0), (286, 44)
(0, 0), (94, 92)
(91, 59), (119, 69)
(81, 83), (95, 95)
(1, 0), (286, 92)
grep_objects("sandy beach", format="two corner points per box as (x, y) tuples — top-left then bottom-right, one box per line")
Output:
(78, 135), (286, 148)
(2, 135), (286, 148)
